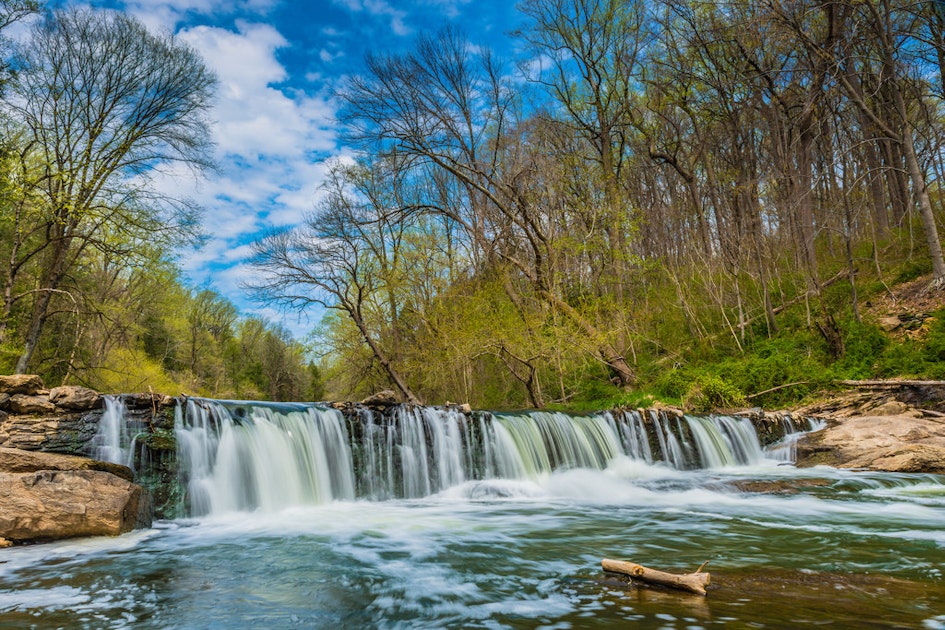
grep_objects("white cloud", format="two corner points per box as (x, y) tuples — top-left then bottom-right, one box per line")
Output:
(319, 48), (344, 63)
(120, 0), (279, 31)
(331, 0), (410, 36)
(124, 17), (342, 329)
(421, 0), (472, 19)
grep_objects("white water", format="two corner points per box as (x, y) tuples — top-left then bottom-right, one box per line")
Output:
(176, 399), (355, 515)
(173, 401), (811, 516)
(91, 395), (135, 469)
(3, 402), (943, 628)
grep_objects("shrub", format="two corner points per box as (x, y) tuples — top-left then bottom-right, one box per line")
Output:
(653, 367), (692, 401)
(683, 375), (747, 412)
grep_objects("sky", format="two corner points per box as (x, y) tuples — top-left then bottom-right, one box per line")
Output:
(44, 0), (524, 339)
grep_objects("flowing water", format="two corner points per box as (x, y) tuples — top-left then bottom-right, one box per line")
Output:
(1, 401), (943, 628)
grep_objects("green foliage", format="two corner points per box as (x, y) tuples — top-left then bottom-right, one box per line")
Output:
(873, 310), (945, 379)
(835, 319), (888, 377)
(683, 375), (747, 412)
(894, 257), (932, 284)
(653, 368), (692, 401)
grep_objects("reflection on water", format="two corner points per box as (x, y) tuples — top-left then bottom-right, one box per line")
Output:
(1, 463), (943, 628)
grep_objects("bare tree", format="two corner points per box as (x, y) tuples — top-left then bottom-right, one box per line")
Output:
(776, 0), (945, 287)
(1, 6), (216, 373)
(251, 159), (422, 405)
(341, 26), (638, 387)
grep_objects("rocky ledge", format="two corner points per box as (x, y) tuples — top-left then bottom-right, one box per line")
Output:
(794, 388), (945, 473)
(0, 447), (150, 546)
(0, 375), (154, 546)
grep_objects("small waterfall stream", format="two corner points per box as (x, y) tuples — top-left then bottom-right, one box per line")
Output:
(172, 400), (816, 516)
(90, 395), (135, 470)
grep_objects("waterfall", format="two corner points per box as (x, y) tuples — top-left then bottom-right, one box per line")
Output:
(175, 399), (355, 516)
(91, 395), (136, 470)
(766, 415), (827, 462)
(172, 400), (813, 515)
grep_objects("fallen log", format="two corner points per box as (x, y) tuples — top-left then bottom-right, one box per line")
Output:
(602, 559), (711, 596)
(837, 379), (945, 388)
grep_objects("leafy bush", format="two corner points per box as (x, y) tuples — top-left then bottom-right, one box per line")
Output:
(653, 367), (692, 401)
(683, 375), (747, 412)
(835, 319), (888, 378)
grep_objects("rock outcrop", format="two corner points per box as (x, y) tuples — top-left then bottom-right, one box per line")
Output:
(0, 447), (133, 480)
(0, 447), (150, 542)
(0, 374), (46, 396)
(795, 403), (945, 473)
(48, 385), (102, 411)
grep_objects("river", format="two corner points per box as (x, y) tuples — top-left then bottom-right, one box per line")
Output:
(0, 401), (942, 628)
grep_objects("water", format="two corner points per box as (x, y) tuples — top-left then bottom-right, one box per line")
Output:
(1, 402), (942, 628)
(90, 395), (135, 469)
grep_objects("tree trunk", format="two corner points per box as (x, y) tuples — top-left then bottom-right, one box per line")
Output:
(540, 289), (635, 387)
(14, 234), (71, 374)
(896, 93), (945, 284)
(351, 309), (421, 405)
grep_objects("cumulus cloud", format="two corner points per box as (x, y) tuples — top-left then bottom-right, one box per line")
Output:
(110, 9), (342, 329)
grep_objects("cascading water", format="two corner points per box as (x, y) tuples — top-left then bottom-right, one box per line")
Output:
(175, 399), (355, 515)
(173, 400), (804, 515)
(6, 399), (944, 628)
(90, 395), (135, 469)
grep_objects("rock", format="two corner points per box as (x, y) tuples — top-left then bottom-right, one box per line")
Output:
(7, 394), (56, 414)
(795, 414), (945, 473)
(0, 413), (101, 455)
(0, 374), (45, 396)
(878, 316), (902, 332)
(122, 392), (174, 410)
(866, 444), (945, 473)
(0, 393), (8, 410)
(729, 478), (832, 494)
(0, 537), (11, 548)
(48, 386), (102, 411)
(361, 390), (399, 407)
(0, 447), (134, 482)
(0, 469), (150, 542)
(870, 400), (909, 416)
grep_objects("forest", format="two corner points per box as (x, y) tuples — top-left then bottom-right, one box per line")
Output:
(3, 0), (945, 409)
(0, 3), (320, 400)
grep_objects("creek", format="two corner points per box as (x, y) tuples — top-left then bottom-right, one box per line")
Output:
(0, 400), (943, 628)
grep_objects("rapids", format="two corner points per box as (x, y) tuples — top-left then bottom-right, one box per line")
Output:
(0, 400), (942, 628)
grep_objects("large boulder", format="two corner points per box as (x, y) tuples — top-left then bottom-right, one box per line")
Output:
(0, 469), (150, 542)
(796, 413), (945, 473)
(48, 385), (102, 411)
(0, 374), (45, 396)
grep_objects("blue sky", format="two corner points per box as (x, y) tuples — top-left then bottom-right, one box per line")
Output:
(47, 0), (524, 338)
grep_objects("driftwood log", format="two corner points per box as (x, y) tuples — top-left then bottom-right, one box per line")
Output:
(602, 559), (711, 596)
